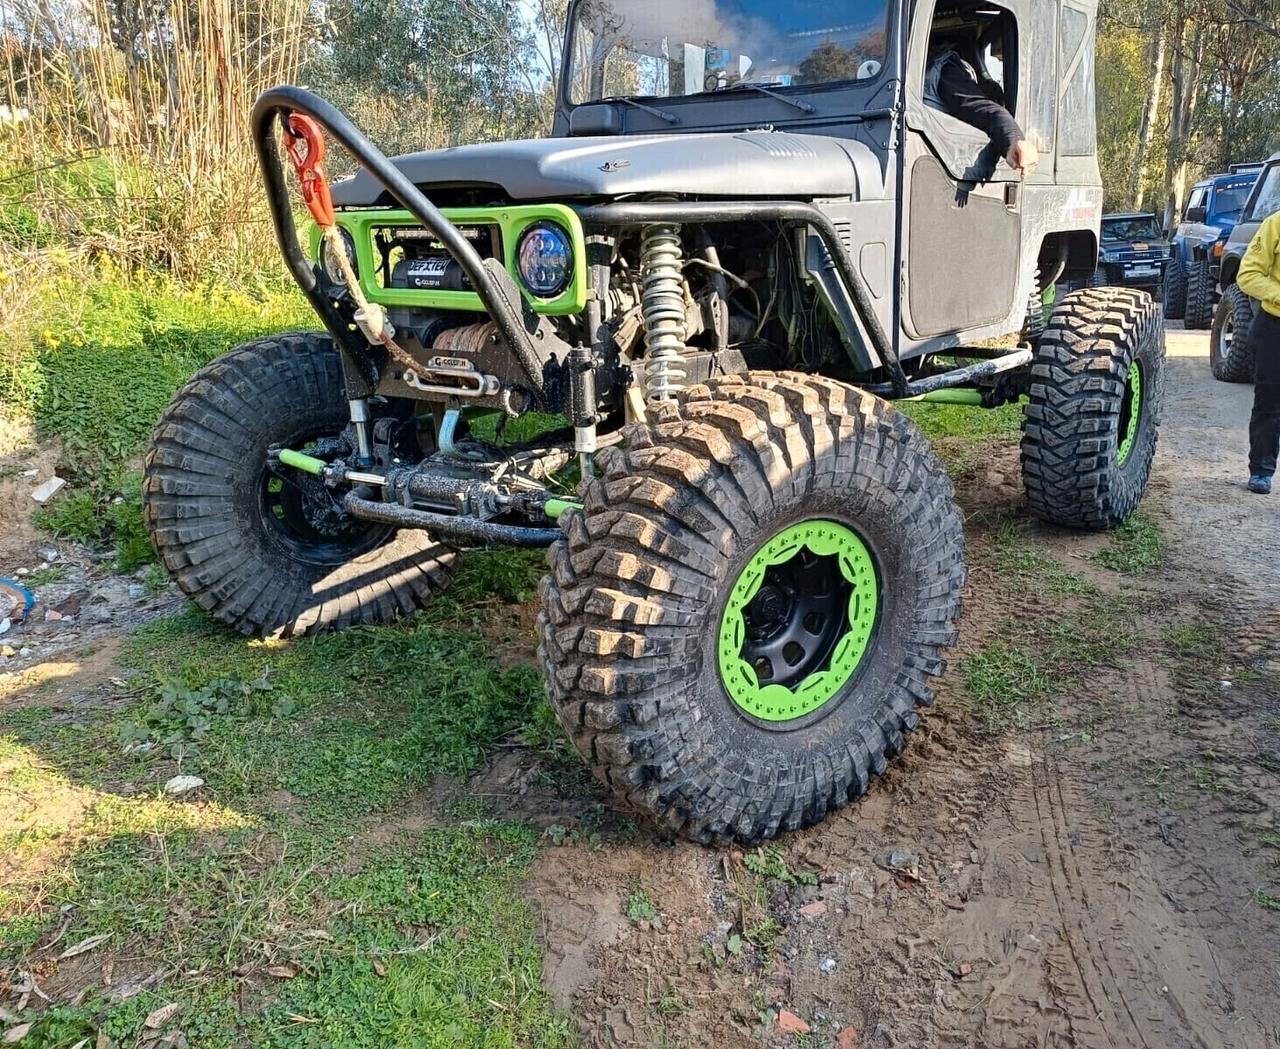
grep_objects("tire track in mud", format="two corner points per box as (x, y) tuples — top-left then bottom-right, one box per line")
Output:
(940, 669), (1268, 1049)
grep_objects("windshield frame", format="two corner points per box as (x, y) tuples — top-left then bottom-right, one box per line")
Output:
(555, 0), (897, 126)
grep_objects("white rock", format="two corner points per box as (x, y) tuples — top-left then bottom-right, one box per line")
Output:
(163, 775), (205, 795)
(31, 476), (66, 504)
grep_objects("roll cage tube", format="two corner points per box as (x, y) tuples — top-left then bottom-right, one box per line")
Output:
(251, 86), (545, 396)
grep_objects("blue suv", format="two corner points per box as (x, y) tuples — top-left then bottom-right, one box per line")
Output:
(1166, 166), (1260, 327)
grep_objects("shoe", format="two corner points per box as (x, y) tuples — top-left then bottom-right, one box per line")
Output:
(1248, 474), (1273, 494)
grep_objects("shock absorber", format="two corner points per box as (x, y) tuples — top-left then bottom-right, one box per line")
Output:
(639, 224), (688, 402)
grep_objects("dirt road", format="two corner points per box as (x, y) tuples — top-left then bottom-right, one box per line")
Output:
(532, 323), (1280, 1048)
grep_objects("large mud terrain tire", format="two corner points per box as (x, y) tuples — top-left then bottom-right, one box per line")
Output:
(1184, 258), (1214, 328)
(1209, 284), (1257, 383)
(1163, 259), (1186, 319)
(1022, 288), (1165, 529)
(144, 333), (454, 635)
(537, 373), (966, 845)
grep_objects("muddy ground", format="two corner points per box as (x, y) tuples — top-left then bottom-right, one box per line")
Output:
(3, 322), (1278, 1048)
(527, 324), (1280, 1049)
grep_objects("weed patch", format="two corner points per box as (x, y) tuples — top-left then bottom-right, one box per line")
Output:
(1091, 511), (1164, 574)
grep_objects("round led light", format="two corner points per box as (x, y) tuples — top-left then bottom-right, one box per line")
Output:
(320, 227), (358, 285)
(516, 222), (573, 298)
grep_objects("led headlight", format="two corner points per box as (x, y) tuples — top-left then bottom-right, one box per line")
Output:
(320, 227), (358, 284)
(516, 222), (573, 298)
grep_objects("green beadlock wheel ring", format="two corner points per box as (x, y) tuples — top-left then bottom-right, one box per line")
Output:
(718, 520), (879, 722)
(1116, 361), (1142, 466)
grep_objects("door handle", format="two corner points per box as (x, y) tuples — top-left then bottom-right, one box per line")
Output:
(1005, 182), (1021, 211)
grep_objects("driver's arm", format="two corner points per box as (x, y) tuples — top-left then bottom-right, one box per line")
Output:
(936, 57), (1037, 176)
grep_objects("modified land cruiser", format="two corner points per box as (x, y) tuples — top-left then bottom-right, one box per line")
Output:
(144, 0), (1165, 843)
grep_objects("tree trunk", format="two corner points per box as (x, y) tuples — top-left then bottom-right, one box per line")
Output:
(1163, 18), (1204, 230)
(1131, 23), (1166, 210)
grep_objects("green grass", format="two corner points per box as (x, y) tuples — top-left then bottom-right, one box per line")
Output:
(0, 544), (575, 1047)
(898, 398), (1023, 443)
(2, 265), (309, 563)
(1163, 622), (1219, 661)
(1091, 511), (1164, 574)
(990, 519), (1101, 597)
(962, 596), (1140, 729)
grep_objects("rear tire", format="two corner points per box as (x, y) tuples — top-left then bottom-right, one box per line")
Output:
(1184, 259), (1214, 328)
(1209, 284), (1257, 383)
(1163, 260), (1186, 319)
(144, 333), (454, 636)
(537, 373), (965, 844)
(1021, 288), (1165, 529)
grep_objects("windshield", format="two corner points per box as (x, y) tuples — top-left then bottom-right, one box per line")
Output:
(565, 0), (889, 104)
(1245, 163), (1280, 223)
(1101, 216), (1163, 243)
(1210, 182), (1253, 220)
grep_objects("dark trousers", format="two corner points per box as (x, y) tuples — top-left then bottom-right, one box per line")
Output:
(1250, 309), (1280, 476)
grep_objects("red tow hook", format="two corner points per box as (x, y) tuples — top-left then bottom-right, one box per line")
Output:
(283, 113), (335, 228)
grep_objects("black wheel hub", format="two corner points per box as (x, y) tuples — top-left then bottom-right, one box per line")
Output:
(260, 442), (387, 566)
(740, 549), (852, 688)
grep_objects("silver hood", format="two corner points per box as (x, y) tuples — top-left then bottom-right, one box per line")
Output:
(329, 131), (867, 205)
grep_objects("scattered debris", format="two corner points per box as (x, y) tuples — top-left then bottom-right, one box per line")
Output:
(143, 1002), (181, 1030)
(0, 577), (35, 624)
(163, 776), (205, 795)
(798, 900), (827, 919)
(44, 609), (63, 622)
(776, 1009), (810, 1034)
(31, 476), (66, 503)
(884, 850), (919, 872)
(819, 957), (837, 973)
(0, 622), (9, 638)
(955, 961), (974, 977)
(267, 965), (297, 979)
(127, 584), (147, 599)
(3, 1023), (32, 1044)
(58, 933), (111, 960)
(836, 1027), (859, 1048)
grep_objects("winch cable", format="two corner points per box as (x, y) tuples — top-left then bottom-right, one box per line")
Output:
(282, 114), (422, 380)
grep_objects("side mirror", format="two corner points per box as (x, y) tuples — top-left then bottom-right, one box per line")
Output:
(1184, 206), (1208, 223)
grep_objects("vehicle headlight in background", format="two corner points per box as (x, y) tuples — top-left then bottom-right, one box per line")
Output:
(516, 222), (573, 298)
(1101, 251), (1120, 263)
(321, 227), (358, 284)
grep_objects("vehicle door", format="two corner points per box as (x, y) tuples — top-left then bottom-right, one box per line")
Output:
(900, 0), (1043, 337)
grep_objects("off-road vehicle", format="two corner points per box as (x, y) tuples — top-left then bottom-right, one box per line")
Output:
(1092, 212), (1170, 297)
(144, 0), (1164, 843)
(1210, 152), (1280, 383)
(1168, 165), (1259, 327)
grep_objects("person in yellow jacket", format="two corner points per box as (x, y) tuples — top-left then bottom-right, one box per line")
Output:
(1237, 209), (1280, 494)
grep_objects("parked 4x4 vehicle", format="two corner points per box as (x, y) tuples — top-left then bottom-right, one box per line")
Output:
(1093, 212), (1170, 296)
(1166, 166), (1259, 328)
(144, 0), (1164, 843)
(1210, 151), (1280, 381)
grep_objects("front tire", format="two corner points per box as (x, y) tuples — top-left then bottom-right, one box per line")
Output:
(1209, 284), (1256, 383)
(144, 334), (454, 636)
(537, 373), (966, 844)
(1021, 288), (1165, 529)
(1163, 260), (1187, 319)
(1184, 259), (1214, 328)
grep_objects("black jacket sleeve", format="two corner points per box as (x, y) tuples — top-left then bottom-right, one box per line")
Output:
(936, 56), (1024, 156)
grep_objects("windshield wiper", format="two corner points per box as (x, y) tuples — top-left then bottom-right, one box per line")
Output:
(600, 96), (679, 125)
(723, 82), (815, 114)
